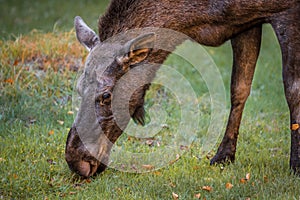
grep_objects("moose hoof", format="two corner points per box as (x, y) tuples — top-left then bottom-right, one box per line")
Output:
(210, 152), (235, 165)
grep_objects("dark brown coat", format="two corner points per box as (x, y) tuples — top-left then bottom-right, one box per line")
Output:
(65, 0), (300, 177)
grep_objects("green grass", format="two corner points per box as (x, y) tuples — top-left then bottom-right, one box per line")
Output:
(0, 0), (109, 40)
(1, 1), (300, 199)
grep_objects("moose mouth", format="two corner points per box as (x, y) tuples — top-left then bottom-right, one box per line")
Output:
(73, 159), (107, 178)
(65, 126), (112, 178)
(72, 159), (98, 178)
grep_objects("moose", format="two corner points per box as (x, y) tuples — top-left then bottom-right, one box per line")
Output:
(65, 0), (300, 178)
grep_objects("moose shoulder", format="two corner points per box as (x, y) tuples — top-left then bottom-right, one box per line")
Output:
(65, 0), (300, 177)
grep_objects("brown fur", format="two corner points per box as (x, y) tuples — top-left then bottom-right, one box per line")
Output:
(66, 0), (300, 177)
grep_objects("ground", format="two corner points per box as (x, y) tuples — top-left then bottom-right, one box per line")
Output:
(1, 1), (300, 199)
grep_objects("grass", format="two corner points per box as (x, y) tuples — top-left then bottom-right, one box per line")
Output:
(1, 1), (300, 199)
(0, 0), (109, 40)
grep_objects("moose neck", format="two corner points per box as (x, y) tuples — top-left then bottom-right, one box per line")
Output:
(97, 0), (200, 64)
(98, 0), (212, 42)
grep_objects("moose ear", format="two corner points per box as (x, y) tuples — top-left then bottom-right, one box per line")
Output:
(74, 16), (100, 51)
(117, 33), (156, 70)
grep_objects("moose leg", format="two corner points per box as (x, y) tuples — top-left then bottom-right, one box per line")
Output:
(210, 25), (262, 165)
(284, 57), (300, 175)
(271, 7), (300, 174)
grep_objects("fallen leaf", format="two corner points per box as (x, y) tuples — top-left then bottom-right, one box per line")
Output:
(169, 182), (176, 188)
(263, 175), (268, 183)
(194, 193), (201, 199)
(4, 78), (14, 84)
(240, 178), (247, 184)
(13, 59), (19, 66)
(291, 123), (299, 131)
(172, 192), (179, 200)
(0, 158), (5, 162)
(13, 174), (18, 179)
(225, 182), (233, 189)
(153, 171), (162, 176)
(57, 120), (64, 125)
(202, 186), (212, 192)
(246, 173), (251, 180)
(67, 111), (74, 115)
(48, 130), (54, 135)
(69, 191), (76, 195)
(85, 178), (92, 183)
(142, 164), (154, 170)
(169, 154), (180, 165)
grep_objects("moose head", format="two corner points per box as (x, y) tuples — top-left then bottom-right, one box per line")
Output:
(65, 16), (156, 177)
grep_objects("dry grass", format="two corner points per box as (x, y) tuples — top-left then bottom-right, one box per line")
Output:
(1, 30), (86, 73)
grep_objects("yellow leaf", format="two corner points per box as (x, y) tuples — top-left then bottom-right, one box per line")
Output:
(13, 174), (18, 179)
(48, 130), (54, 135)
(225, 182), (233, 189)
(194, 193), (201, 199)
(169, 182), (176, 188)
(246, 173), (251, 180)
(240, 178), (247, 184)
(153, 171), (162, 176)
(57, 120), (64, 125)
(291, 123), (299, 131)
(67, 111), (74, 115)
(172, 192), (179, 200)
(202, 186), (212, 192)
(4, 78), (14, 84)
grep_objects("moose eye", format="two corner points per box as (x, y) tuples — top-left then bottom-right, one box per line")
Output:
(102, 92), (111, 100)
(96, 92), (112, 106)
